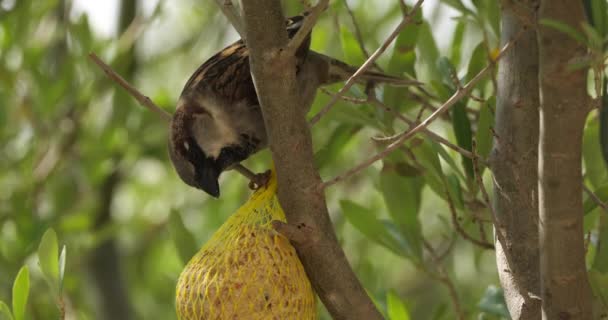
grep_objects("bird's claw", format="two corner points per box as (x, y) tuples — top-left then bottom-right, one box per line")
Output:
(248, 170), (271, 190)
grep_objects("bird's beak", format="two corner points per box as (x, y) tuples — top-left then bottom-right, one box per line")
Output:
(195, 163), (221, 198)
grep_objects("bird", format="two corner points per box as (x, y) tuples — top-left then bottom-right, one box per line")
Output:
(168, 14), (420, 198)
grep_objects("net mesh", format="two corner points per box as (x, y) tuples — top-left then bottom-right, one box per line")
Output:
(175, 170), (317, 320)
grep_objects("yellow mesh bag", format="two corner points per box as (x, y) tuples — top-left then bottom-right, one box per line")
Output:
(175, 170), (317, 320)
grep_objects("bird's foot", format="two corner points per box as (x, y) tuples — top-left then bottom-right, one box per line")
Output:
(248, 170), (271, 190)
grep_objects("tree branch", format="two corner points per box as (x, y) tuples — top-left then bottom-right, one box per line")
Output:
(213, 0), (245, 39)
(285, 0), (329, 56)
(240, 1), (383, 319)
(490, 4), (545, 318)
(538, 0), (593, 318)
(320, 52), (500, 189)
(88, 53), (171, 122)
(309, 0), (424, 125)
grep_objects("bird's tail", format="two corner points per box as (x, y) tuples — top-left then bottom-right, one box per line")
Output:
(310, 52), (422, 87)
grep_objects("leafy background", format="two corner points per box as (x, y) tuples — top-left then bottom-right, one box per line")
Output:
(0, 0), (606, 319)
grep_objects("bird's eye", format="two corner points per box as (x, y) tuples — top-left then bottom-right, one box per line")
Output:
(183, 141), (190, 151)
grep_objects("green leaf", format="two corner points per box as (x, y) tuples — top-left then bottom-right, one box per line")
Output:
(593, 213), (608, 272)
(340, 26), (365, 65)
(446, 174), (465, 210)
(589, 270), (608, 308)
(475, 98), (495, 161)
(12, 266), (29, 320)
(440, 0), (474, 15)
(437, 56), (458, 92)
(387, 290), (410, 320)
(585, 0), (608, 38)
(379, 166), (423, 258)
(540, 19), (588, 46)
(416, 22), (441, 84)
(385, 9), (421, 115)
(584, 184), (608, 214)
(411, 140), (446, 200)
(584, 116), (608, 188)
(452, 103), (474, 179)
(581, 22), (603, 50)
(466, 42), (487, 83)
(479, 0), (500, 38)
(315, 125), (359, 169)
(477, 285), (509, 318)
(0, 301), (13, 320)
(601, 81), (608, 168)
(431, 142), (465, 182)
(387, 9), (421, 77)
(38, 228), (59, 289)
(169, 210), (199, 265)
(58, 245), (67, 294)
(340, 200), (408, 257)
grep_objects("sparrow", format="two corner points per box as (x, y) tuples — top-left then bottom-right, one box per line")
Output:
(169, 14), (420, 198)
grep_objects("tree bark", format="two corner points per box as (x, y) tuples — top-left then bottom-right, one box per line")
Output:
(490, 1), (541, 319)
(240, 2), (383, 319)
(537, 1), (592, 318)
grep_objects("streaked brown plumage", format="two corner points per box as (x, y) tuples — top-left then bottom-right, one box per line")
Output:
(168, 14), (420, 197)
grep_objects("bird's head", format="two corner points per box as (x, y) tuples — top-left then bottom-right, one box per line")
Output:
(168, 101), (222, 198)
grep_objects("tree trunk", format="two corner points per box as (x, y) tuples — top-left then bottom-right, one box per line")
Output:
(537, 1), (592, 318)
(240, 2), (383, 319)
(491, 1), (541, 319)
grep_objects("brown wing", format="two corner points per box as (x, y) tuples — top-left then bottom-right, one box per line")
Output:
(180, 15), (311, 105)
(181, 40), (257, 105)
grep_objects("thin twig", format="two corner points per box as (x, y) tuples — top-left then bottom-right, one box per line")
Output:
(445, 180), (495, 250)
(342, 0), (378, 69)
(88, 53), (171, 123)
(214, 0), (246, 39)
(423, 240), (465, 320)
(309, 0), (425, 125)
(285, 0), (330, 56)
(368, 97), (482, 163)
(320, 34), (518, 189)
(583, 183), (608, 213)
(320, 63), (490, 189)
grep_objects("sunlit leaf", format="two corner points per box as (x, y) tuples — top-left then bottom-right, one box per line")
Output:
(440, 0), (474, 16)
(583, 184), (608, 214)
(58, 245), (67, 294)
(589, 270), (608, 309)
(12, 266), (29, 320)
(387, 290), (410, 320)
(601, 81), (608, 169)
(340, 26), (365, 65)
(584, 116), (608, 188)
(0, 301), (13, 320)
(38, 228), (59, 289)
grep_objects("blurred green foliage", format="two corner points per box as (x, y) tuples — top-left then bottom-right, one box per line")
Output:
(1, 0), (607, 319)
